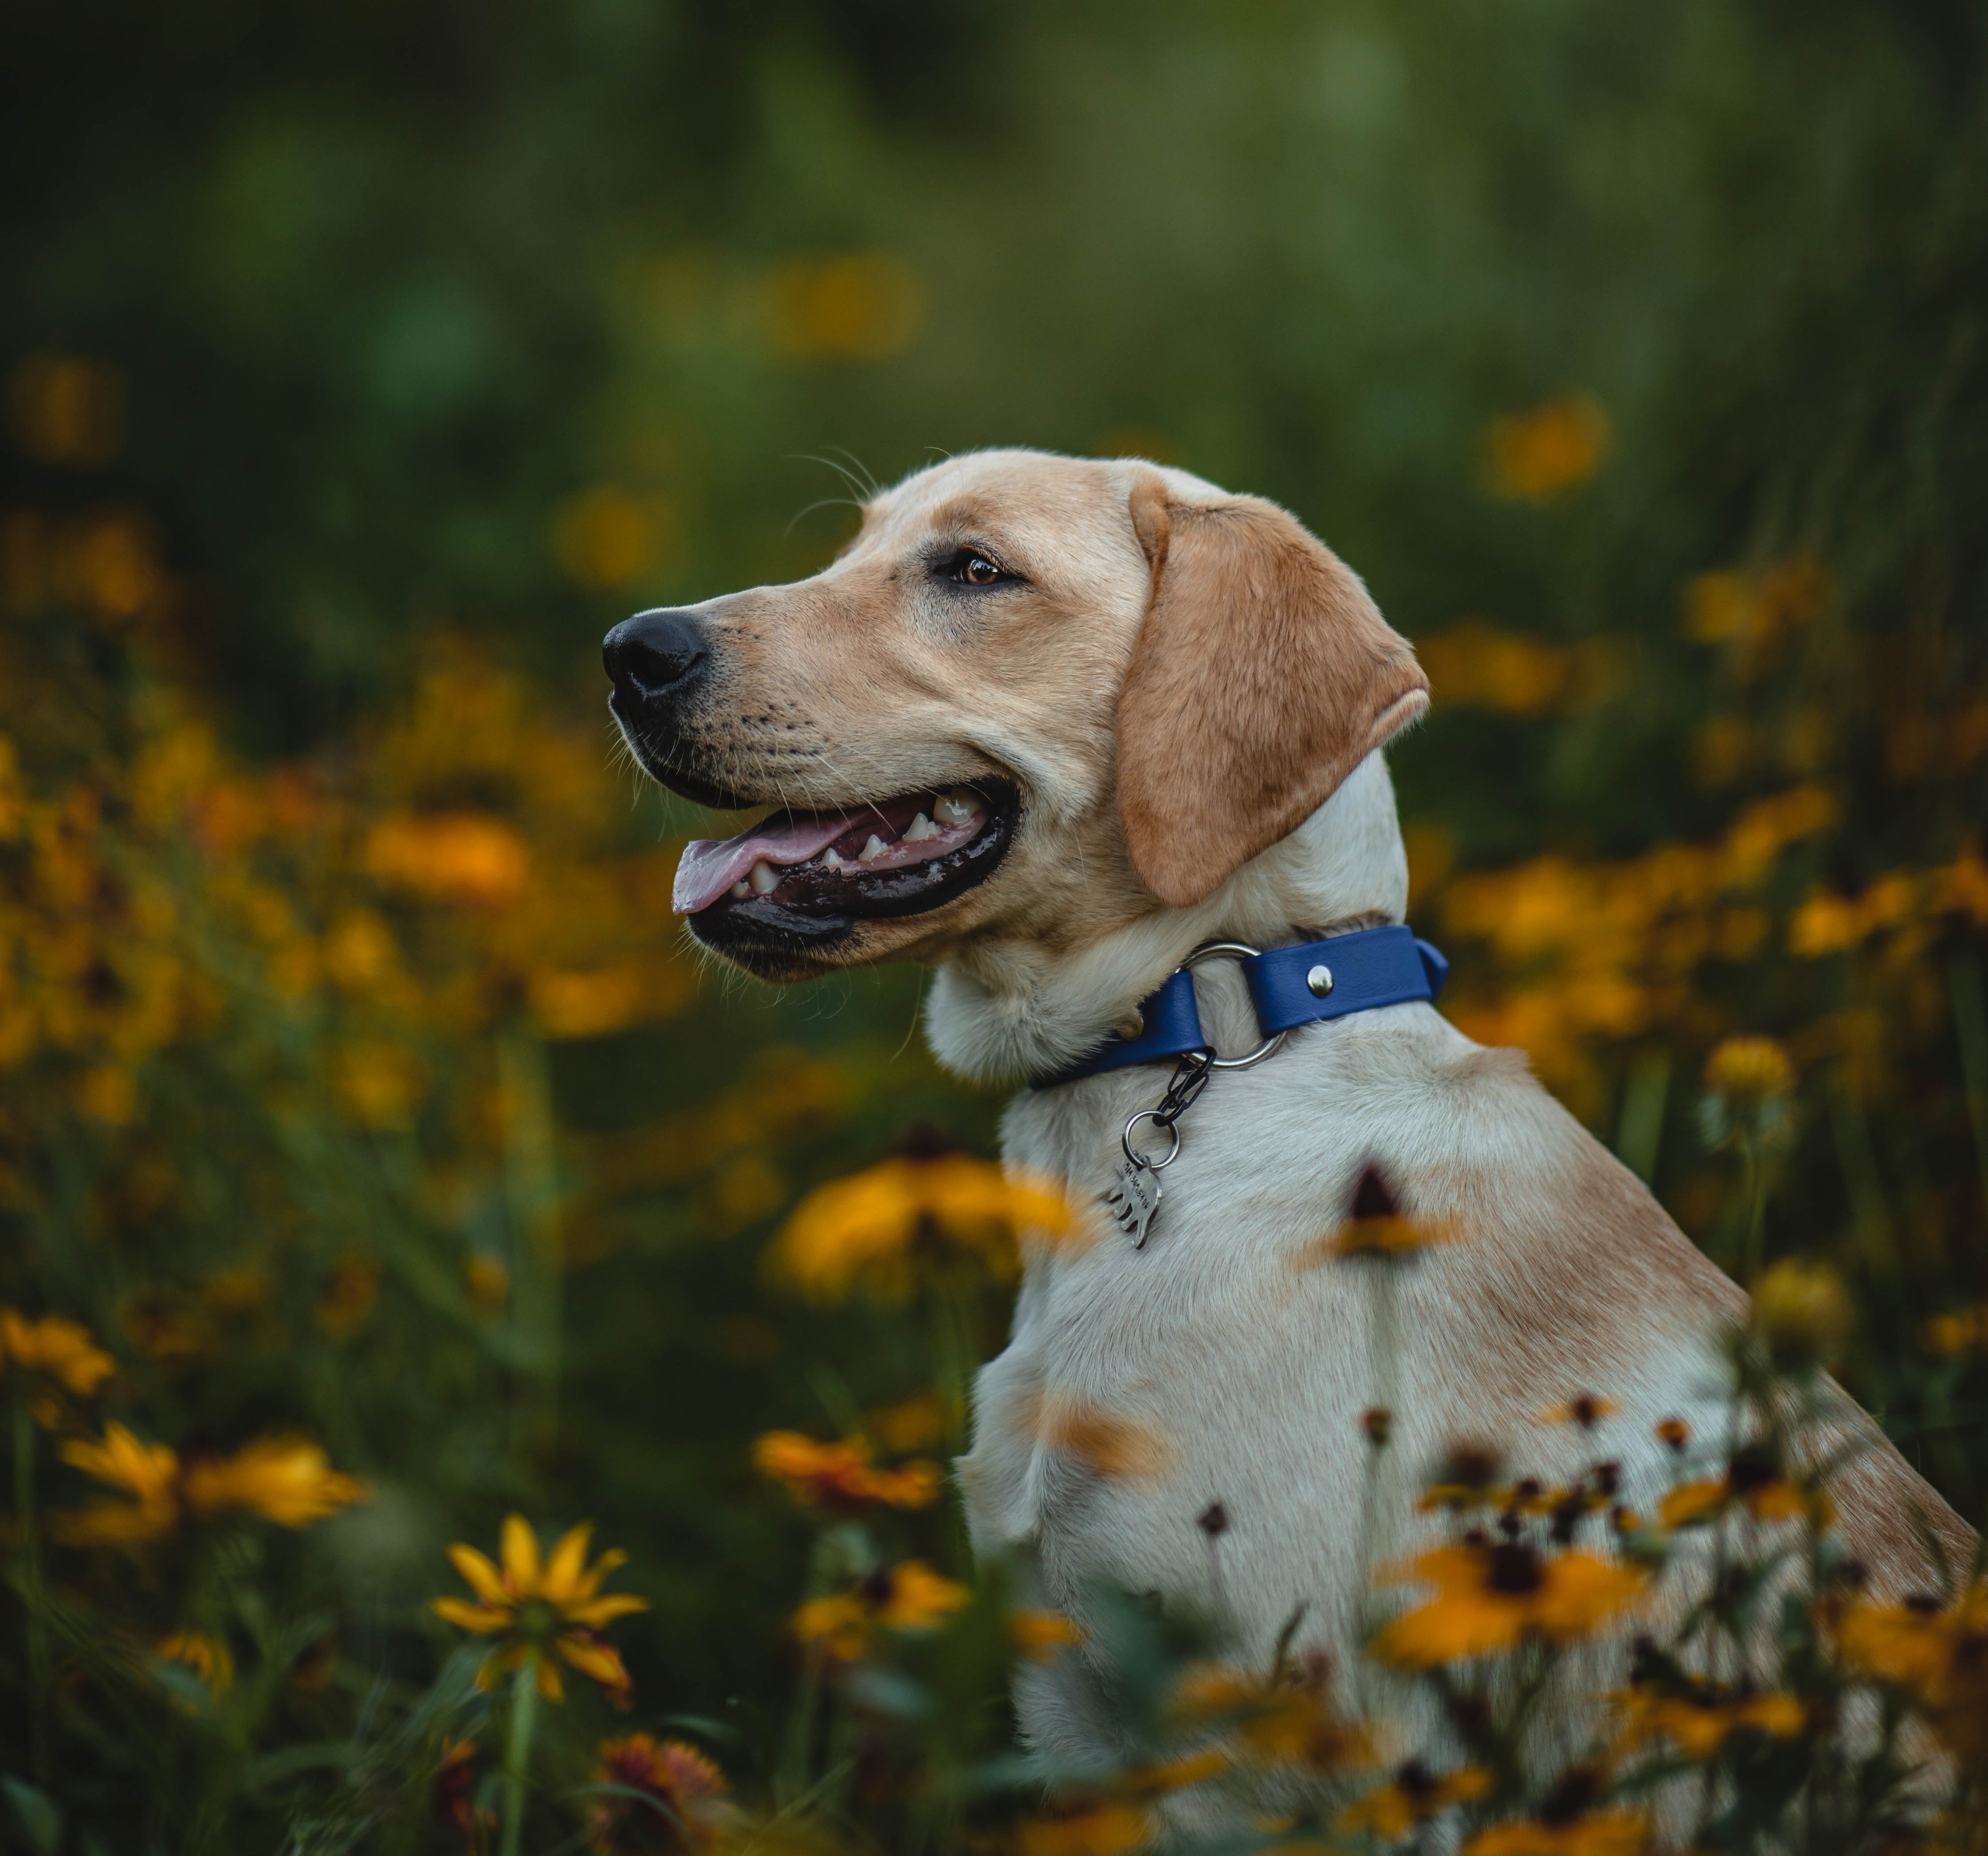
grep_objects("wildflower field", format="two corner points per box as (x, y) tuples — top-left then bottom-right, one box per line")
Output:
(4, 2), (1988, 1851)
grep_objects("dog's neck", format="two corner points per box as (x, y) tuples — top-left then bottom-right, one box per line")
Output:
(923, 752), (1412, 1083)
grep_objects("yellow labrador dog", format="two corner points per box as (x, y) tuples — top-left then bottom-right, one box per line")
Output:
(604, 448), (1970, 1765)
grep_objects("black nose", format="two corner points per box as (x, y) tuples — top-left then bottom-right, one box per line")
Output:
(603, 609), (708, 702)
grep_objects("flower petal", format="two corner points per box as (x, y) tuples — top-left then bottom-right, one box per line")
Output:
(432, 1598), (512, 1633)
(557, 1633), (631, 1692)
(566, 1592), (649, 1628)
(447, 1542), (510, 1606)
(499, 1514), (542, 1594)
(543, 1522), (593, 1603)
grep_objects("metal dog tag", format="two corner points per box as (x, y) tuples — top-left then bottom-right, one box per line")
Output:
(1103, 1156), (1163, 1248)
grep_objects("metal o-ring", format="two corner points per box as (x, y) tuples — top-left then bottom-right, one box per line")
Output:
(1122, 1110), (1182, 1171)
(1177, 940), (1287, 1070)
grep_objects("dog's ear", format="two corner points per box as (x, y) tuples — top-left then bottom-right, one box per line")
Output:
(1117, 474), (1428, 909)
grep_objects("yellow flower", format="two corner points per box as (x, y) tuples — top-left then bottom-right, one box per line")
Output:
(790, 1558), (969, 1663)
(1483, 395), (1612, 503)
(155, 1630), (234, 1700)
(1703, 1035), (1794, 1100)
(0, 1306), (115, 1397)
(1338, 1761), (1493, 1838)
(51, 1422), (181, 1544)
(1173, 1654), (1373, 1775)
(1925, 1306), (1988, 1358)
(1837, 1581), (1988, 1764)
(1465, 1814), (1645, 1856)
(1658, 1448), (1825, 1532)
(1541, 1394), (1618, 1429)
(587, 1733), (729, 1856)
(51, 1426), (369, 1544)
(183, 1437), (370, 1528)
(434, 1515), (648, 1704)
(1010, 1608), (1086, 1663)
(751, 1430), (941, 1514)
(1018, 1799), (1151, 1856)
(770, 1135), (1075, 1302)
(1371, 1540), (1647, 1668)
(1305, 1163), (1456, 1263)
(1612, 1684), (1805, 1761)
(1750, 1258), (1852, 1367)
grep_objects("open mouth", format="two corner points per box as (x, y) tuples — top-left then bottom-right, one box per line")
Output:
(673, 781), (1016, 954)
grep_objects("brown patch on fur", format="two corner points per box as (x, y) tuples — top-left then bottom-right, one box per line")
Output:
(1117, 479), (1429, 908)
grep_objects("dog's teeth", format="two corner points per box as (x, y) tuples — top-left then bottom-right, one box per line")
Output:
(933, 791), (980, 826)
(860, 834), (888, 861)
(902, 811), (938, 842)
(730, 881), (749, 899)
(748, 860), (781, 894)
(822, 848), (843, 868)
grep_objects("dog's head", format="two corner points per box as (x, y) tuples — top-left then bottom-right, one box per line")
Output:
(605, 449), (1427, 988)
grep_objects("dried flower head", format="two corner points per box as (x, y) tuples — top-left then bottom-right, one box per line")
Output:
(1704, 1035), (1795, 1100)
(587, 1733), (729, 1856)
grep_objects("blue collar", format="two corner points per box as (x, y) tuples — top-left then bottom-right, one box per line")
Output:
(1033, 923), (1448, 1089)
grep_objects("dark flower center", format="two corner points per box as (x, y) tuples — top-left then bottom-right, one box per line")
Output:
(1486, 1542), (1544, 1595)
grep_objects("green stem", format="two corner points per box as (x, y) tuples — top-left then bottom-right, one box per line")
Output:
(499, 1649), (539, 1856)
(14, 1394), (47, 1788)
(500, 1031), (563, 1473)
(1739, 1133), (1767, 1287)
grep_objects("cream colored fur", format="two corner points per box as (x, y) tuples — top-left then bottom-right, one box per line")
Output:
(612, 447), (1973, 1785)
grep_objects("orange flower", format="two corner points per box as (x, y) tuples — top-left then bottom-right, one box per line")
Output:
(1030, 1395), (1173, 1483)
(790, 1559), (969, 1664)
(433, 1515), (648, 1704)
(1372, 1540), (1647, 1669)
(751, 1430), (941, 1514)
(587, 1733), (730, 1856)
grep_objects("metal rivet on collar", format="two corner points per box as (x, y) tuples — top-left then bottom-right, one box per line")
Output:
(1116, 1006), (1146, 1040)
(1306, 964), (1335, 998)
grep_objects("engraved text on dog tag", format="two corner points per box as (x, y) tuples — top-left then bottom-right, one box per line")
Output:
(1103, 1156), (1163, 1248)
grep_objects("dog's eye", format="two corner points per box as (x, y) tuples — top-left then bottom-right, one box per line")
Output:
(947, 549), (1005, 587)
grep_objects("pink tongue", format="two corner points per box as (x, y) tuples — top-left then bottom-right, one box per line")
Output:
(672, 810), (863, 915)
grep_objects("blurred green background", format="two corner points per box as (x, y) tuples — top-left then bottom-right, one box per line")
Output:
(3, 0), (1987, 1844)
